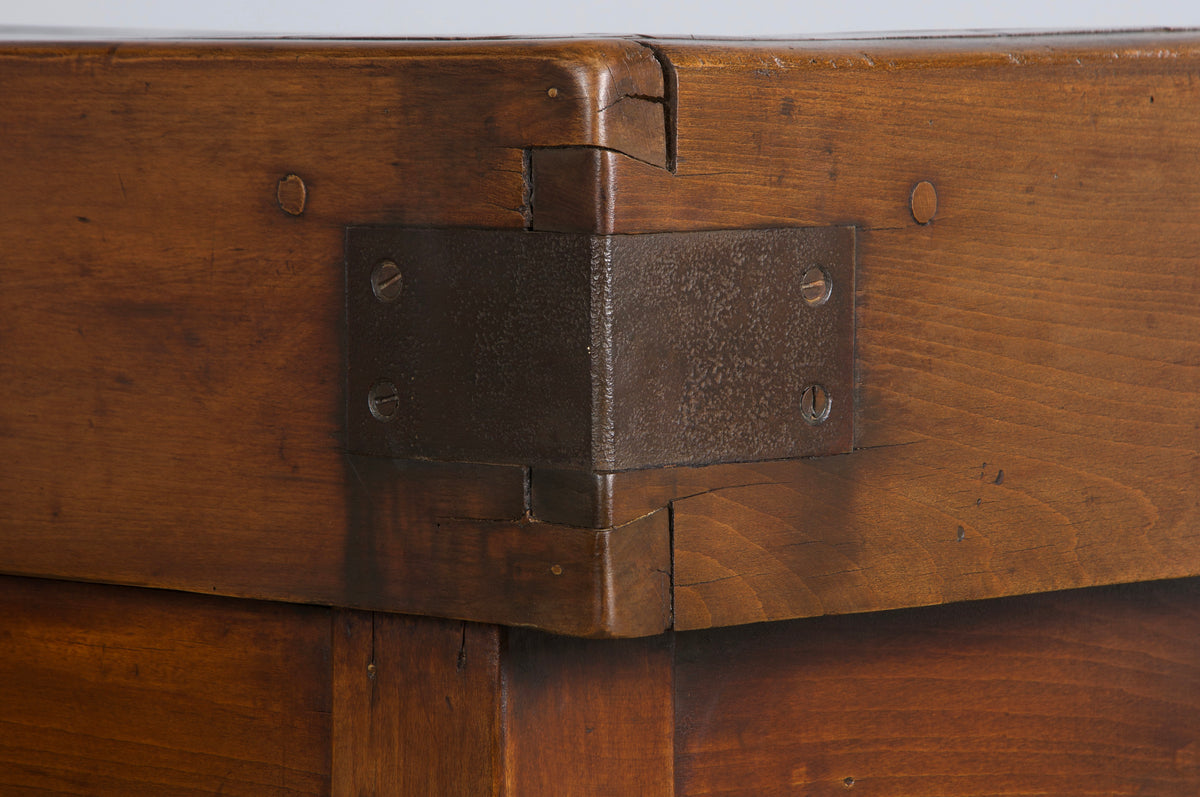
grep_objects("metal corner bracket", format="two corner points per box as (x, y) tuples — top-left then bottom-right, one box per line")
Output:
(345, 225), (855, 471)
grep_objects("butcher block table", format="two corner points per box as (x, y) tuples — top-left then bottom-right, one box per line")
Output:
(3, 29), (1200, 795)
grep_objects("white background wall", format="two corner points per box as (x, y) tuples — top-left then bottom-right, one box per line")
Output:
(1, 0), (1199, 38)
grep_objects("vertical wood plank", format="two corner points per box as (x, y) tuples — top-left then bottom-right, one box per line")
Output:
(504, 629), (675, 796)
(333, 610), (503, 796)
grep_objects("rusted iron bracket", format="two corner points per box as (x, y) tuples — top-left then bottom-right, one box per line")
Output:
(345, 226), (855, 471)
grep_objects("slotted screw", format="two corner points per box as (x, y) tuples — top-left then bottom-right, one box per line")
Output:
(368, 381), (400, 422)
(371, 260), (404, 302)
(800, 384), (831, 425)
(800, 266), (832, 306)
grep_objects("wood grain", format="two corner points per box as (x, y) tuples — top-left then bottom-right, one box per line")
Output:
(674, 577), (1200, 796)
(5, 32), (1200, 638)
(531, 460), (803, 529)
(333, 611), (502, 797)
(0, 576), (331, 795)
(530, 147), (625, 233)
(347, 455), (671, 637)
(0, 39), (669, 634)
(504, 628), (675, 796)
(578, 32), (1200, 629)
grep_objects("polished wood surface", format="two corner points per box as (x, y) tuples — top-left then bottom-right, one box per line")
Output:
(0, 575), (672, 794)
(675, 578), (1200, 796)
(0, 38), (669, 635)
(3, 573), (1198, 795)
(333, 611), (502, 796)
(345, 457), (670, 637)
(504, 629), (675, 796)
(3, 33), (1200, 636)
(0, 577), (331, 795)
(532, 31), (1200, 630)
(5, 31), (1200, 796)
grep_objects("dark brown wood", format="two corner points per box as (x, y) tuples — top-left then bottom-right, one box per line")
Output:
(4, 32), (1200, 797)
(347, 456), (671, 637)
(671, 452), (1200, 630)
(0, 576), (331, 795)
(5, 32), (1200, 639)
(525, 31), (1200, 629)
(504, 629), (675, 796)
(0, 38), (669, 635)
(674, 577), (1200, 796)
(530, 460), (781, 528)
(4, 571), (1200, 795)
(333, 611), (503, 796)
(530, 147), (624, 233)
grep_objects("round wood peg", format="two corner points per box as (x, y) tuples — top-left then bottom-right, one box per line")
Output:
(910, 180), (938, 224)
(276, 173), (307, 216)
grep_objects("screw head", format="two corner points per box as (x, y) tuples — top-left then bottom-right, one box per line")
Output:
(800, 266), (832, 306)
(367, 380), (400, 422)
(800, 384), (831, 425)
(371, 260), (403, 302)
